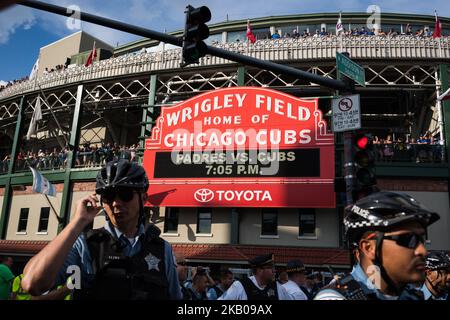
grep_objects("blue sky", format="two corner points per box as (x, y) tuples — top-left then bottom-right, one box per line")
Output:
(1, 0), (450, 82)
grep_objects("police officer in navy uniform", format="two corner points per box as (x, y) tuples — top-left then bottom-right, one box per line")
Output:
(315, 191), (440, 300)
(22, 159), (181, 300)
(282, 260), (308, 300)
(420, 251), (450, 300)
(219, 253), (292, 300)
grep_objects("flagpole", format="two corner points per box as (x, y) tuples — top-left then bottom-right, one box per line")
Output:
(90, 40), (96, 77)
(37, 84), (69, 146)
(32, 51), (41, 91)
(339, 11), (343, 52)
(435, 69), (446, 161)
(27, 161), (63, 224)
(44, 193), (63, 224)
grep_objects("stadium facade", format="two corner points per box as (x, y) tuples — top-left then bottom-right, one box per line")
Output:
(1, 12), (450, 274)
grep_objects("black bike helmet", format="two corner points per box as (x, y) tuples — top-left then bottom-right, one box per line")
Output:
(425, 251), (450, 271)
(95, 159), (149, 194)
(344, 191), (440, 245)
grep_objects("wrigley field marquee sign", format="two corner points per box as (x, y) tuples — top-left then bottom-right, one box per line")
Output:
(143, 87), (335, 207)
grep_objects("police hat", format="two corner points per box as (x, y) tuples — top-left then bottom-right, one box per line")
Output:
(249, 253), (274, 268)
(286, 260), (306, 274)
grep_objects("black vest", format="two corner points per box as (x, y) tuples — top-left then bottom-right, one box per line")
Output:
(74, 224), (169, 300)
(240, 277), (279, 300)
(318, 274), (425, 300)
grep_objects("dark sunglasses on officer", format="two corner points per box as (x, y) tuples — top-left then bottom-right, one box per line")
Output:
(384, 232), (426, 249)
(100, 187), (139, 204)
(364, 231), (426, 249)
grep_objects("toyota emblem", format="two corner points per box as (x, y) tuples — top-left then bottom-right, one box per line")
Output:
(194, 188), (214, 203)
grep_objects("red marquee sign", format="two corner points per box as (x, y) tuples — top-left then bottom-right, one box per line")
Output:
(143, 87), (335, 208)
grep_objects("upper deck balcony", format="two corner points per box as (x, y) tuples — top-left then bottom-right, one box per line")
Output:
(1, 35), (449, 101)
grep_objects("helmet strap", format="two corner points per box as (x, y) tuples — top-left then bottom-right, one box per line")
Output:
(426, 271), (444, 296)
(373, 232), (401, 296)
(137, 192), (144, 229)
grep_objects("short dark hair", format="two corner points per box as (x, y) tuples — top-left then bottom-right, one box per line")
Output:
(193, 273), (207, 285)
(220, 270), (233, 280)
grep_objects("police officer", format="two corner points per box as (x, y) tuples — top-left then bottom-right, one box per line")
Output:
(219, 253), (292, 300)
(420, 251), (450, 300)
(22, 159), (181, 300)
(282, 260), (308, 300)
(315, 191), (440, 300)
(207, 270), (234, 300)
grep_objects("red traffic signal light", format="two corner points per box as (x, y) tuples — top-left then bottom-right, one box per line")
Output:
(356, 135), (369, 149)
(352, 133), (377, 201)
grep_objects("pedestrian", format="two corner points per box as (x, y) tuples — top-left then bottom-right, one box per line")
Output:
(207, 270), (234, 300)
(0, 256), (14, 300)
(188, 271), (209, 300)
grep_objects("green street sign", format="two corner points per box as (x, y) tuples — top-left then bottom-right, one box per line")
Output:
(336, 52), (366, 87)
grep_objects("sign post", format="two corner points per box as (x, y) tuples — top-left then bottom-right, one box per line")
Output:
(336, 52), (366, 87)
(332, 94), (361, 133)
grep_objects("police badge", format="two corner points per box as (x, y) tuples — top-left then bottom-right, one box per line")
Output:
(145, 253), (161, 271)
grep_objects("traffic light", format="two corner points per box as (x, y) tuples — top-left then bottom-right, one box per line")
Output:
(182, 5), (211, 67)
(352, 133), (377, 200)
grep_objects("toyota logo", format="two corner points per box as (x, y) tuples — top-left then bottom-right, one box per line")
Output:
(194, 188), (214, 203)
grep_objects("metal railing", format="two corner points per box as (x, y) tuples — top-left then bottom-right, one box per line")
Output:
(373, 142), (446, 163)
(1, 35), (449, 100)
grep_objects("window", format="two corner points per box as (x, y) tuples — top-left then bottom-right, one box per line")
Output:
(261, 209), (278, 236)
(299, 209), (316, 237)
(164, 207), (179, 233)
(196, 208), (212, 234)
(17, 208), (29, 232)
(38, 207), (50, 232)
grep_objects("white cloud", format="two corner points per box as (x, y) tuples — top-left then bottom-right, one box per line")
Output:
(2, 0), (450, 48)
(0, 6), (35, 44)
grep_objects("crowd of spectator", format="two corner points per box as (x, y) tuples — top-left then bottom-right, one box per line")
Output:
(265, 25), (441, 40)
(0, 77), (29, 93)
(373, 131), (445, 163)
(42, 61), (70, 75)
(0, 142), (140, 174)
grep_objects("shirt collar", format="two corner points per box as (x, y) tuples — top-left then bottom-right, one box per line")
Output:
(421, 283), (448, 300)
(104, 220), (145, 244)
(350, 264), (399, 300)
(421, 283), (434, 300)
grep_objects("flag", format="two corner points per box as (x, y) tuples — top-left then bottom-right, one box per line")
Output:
(30, 167), (56, 197)
(29, 57), (39, 80)
(26, 96), (43, 140)
(437, 88), (450, 101)
(433, 11), (442, 38)
(85, 41), (97, 67)
(336, 13), (344, 35)
(246, 20), (256, 43)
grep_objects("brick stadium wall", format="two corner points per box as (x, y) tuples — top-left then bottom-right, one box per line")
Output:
(72, 182), (96, 192)
(12, 184), (65, 195)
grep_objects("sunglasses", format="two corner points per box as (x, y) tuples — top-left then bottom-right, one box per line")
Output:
(383, 233), (425, 249)
(177, 261), (187, 266)
(101, 188), (137, 204)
